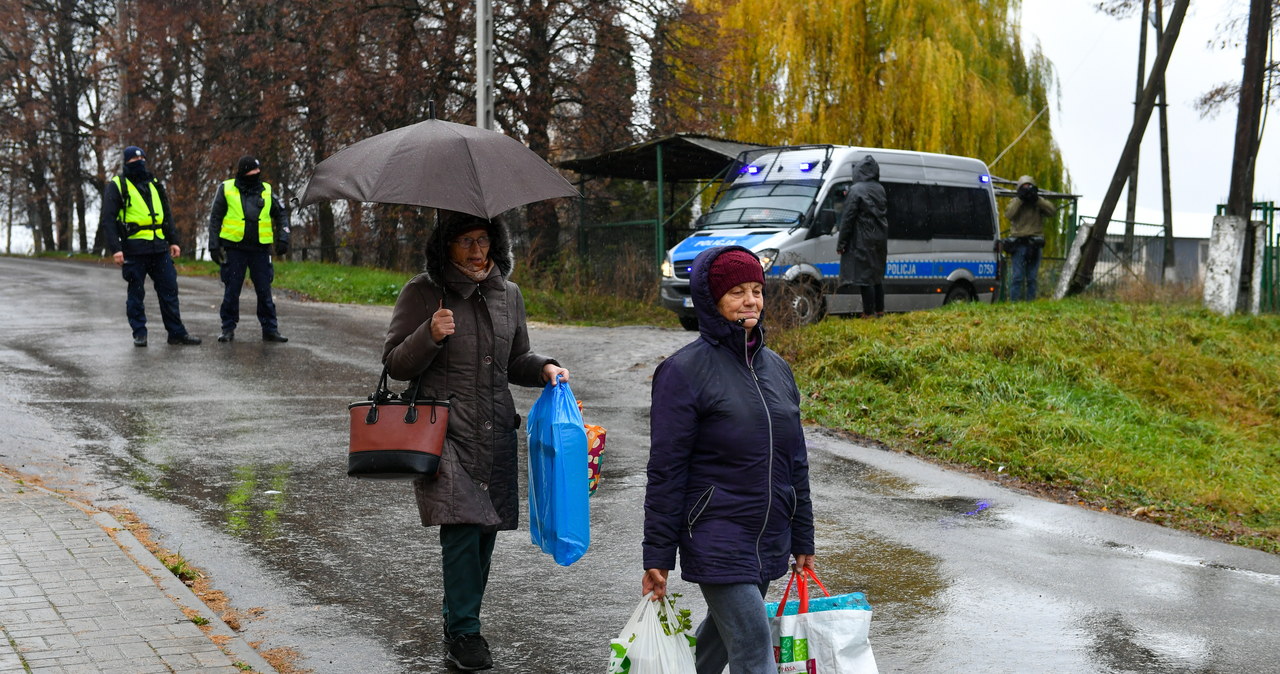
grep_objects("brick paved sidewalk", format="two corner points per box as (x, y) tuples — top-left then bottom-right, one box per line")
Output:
(0, 472), (274, 673)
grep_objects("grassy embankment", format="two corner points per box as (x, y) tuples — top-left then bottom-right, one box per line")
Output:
(770, 300), (1280, 554)
(49, 254), (1279, 552)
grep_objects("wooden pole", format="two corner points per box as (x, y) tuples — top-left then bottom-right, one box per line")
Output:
(1123, 0), (1150, 263)
(1156, 0), (1175, 282)
(1227, 0), (1271, 309)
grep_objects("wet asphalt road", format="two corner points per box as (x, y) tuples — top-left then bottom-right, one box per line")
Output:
(1, 255), (1278, 673)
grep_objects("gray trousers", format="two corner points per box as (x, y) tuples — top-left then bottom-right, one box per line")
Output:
(695, 581), (774, 674)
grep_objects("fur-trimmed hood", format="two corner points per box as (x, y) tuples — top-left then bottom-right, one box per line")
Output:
(423, 211), (515, 285)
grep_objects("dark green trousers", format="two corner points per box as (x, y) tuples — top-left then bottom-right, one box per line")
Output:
(440, 524), (497, 637)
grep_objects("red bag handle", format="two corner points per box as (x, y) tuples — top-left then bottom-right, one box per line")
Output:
(774, 565), (832, 617)
(801, 565), (831, 598)
(775, 569), (797, 617)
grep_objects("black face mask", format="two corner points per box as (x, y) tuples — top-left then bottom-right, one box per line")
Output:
(236, 174), (263, 190)
(123, 160), (151, 182)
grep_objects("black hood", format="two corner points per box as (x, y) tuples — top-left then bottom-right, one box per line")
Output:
(851, 155), (880, 183)
(422, 211), (514, 286)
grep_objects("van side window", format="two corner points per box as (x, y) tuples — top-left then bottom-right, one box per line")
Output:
(884, 183), (995, 240)
(810, 181), (851, 236)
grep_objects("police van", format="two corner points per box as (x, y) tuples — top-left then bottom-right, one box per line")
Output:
(659, 144), (1000, 329)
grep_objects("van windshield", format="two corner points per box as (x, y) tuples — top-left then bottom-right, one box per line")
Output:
(699, 182), (820, 229)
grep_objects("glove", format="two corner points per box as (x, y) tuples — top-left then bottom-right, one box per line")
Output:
(210, 246), (226, 265)
(275, 241), (289, 257)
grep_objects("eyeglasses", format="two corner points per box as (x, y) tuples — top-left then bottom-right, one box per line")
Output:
(451, 236), (491, 249)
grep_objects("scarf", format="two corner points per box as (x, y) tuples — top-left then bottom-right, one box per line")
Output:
(452, 258), (495, 283)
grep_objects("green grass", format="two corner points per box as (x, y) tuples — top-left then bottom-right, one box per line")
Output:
(271, 261), (410, 305)
(260, 259), (678, 326)
(771, 300), (1280, 553)
(521, 284), (678, 327)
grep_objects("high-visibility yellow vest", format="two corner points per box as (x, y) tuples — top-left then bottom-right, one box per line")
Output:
(219, 180), (274, 244)
(113, 176), (165, 240)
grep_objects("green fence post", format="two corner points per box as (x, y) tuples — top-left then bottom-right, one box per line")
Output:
(655, 143), (665, 268)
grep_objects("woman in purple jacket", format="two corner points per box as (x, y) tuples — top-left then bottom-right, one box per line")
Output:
(642, 246), (816, 674)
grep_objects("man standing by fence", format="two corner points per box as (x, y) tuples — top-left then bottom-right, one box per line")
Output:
(1004, 175), (1056, 301)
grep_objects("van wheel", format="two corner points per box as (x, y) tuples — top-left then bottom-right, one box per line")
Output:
(679, 316), (699, 331)
(788, 282), (826, 325)
(943, 284), (974, 305)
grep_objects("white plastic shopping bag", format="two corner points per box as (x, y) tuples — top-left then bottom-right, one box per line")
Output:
(767, 567), (878, 673)
(606, 593), (697, 674)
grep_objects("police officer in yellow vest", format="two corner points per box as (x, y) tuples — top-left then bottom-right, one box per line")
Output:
(208, 155), (291, 343)
(100, 146), (202, 347)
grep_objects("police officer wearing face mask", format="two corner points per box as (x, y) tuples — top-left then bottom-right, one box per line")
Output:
(100, 145), (202, 347)
(207, 155), (291, 343)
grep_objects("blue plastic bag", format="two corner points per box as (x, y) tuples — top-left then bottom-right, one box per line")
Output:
(527, 379), (590, 565)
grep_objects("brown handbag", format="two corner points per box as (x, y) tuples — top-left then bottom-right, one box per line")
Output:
(348, 369), (450, 479)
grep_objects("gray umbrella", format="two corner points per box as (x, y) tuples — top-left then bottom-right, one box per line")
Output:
(299, 118), (579, 219)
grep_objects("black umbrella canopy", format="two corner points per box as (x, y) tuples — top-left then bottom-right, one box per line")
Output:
(300, 118), (579, 219)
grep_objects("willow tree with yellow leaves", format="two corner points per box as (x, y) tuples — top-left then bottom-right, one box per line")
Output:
(656, 0), (1065, 195)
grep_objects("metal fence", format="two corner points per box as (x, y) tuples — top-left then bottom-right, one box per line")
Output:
(1247, 202), (1278, 312)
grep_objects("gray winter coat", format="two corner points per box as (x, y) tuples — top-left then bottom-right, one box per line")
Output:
(837, 156), (889, 286)
(383, 218), (556, 531)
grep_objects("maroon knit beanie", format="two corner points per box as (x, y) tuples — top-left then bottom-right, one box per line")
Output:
(707, 249), (765, 303)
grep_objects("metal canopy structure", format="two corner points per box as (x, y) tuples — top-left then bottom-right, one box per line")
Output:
(557, 133), (767, 265)
(557, 133), (766, 182)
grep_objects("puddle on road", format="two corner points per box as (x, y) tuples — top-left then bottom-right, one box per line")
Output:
(1083, 612), (1214, 673)
(813, 527), (949, 637)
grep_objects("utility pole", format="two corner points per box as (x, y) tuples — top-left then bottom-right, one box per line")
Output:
(1065, 0), (1189, 297)
(1227, 0), (1271, 309)
(1123, 0), (1150, 263)
(1156, 0), (1176, 282)
(5, 166), (12, 255)
(476, 0), (494, 130)
(117, 0), (127, 144)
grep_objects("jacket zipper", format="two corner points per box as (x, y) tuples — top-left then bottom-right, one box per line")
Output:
(746, 329), (773, 574)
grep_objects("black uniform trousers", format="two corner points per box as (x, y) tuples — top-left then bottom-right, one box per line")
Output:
(122, 251), (187, 339)
(219, 247), (278, 334)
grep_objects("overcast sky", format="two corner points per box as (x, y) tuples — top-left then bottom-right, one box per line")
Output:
(1018, 0), (1276, 237)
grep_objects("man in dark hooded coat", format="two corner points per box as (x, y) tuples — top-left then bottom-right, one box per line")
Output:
(836, 155), (889, 317)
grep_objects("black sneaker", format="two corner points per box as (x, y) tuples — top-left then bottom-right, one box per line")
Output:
(262, 332), (289, 343)
(218, 330), (234, 343)
(167, 334), (202, 345)
(446, 633), (492, 671)
(133, 335), (147, 347)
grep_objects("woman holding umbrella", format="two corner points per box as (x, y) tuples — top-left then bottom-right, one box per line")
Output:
(383, 211), (569, 671)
